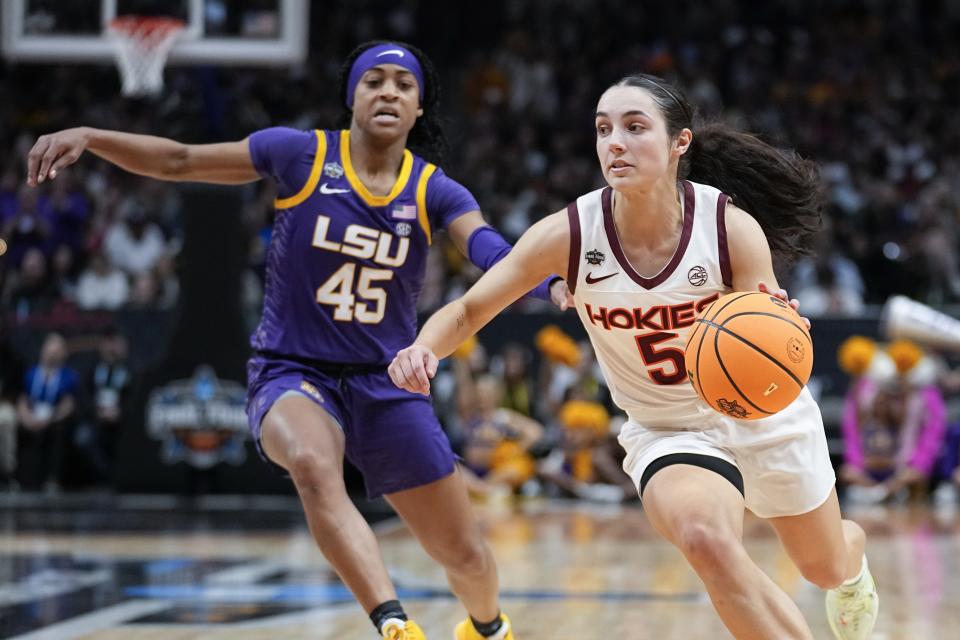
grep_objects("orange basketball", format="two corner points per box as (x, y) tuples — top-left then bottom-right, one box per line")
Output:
(685, 291), (813, 420)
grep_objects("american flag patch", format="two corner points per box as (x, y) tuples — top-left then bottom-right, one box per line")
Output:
(391, 204), (417, 220)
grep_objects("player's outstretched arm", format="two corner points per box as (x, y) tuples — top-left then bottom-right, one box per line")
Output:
(447, 210), (574, 310)
(390, 211), (570, 395)
(27, 127), (259, 187)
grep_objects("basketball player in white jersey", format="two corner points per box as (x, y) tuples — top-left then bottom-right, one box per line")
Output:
(389, 74), (878, 640)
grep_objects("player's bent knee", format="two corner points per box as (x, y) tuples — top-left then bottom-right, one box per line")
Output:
(431, 538), (491, 577)
(674, 522), (740, 574)
(842, 518), (866, 549)
(287, 449), (341, 493)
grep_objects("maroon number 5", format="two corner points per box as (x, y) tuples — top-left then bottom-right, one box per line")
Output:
(634, 331), (688, 385)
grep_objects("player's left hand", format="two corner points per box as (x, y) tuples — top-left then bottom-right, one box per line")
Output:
(550, 278), (575, 311)
(389, 344), (438, 396)
(758, 282), (810, 330)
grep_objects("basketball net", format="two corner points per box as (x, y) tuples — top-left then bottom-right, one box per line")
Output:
(107, 16), (185, 97)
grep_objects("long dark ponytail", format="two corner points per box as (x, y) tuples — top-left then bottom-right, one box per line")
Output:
(615, 74), (823, 265)
(337, 40), (448, 165)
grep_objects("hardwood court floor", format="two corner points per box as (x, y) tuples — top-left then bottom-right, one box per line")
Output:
(2, 495), (959, 639)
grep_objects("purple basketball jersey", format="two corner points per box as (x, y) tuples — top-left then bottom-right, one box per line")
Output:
(248, 128), (478, 365)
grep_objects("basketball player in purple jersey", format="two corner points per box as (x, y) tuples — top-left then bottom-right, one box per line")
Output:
(26, 41), (564, 640)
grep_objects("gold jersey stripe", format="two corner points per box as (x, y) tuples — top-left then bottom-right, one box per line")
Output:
(340, 129), (413, 207)
(274, 130), (326, 209)
(415, 163), (437, 245)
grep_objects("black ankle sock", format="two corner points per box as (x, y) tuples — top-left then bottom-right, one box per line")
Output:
(470, 613), (503, 637)
(370, 600), (407, 633)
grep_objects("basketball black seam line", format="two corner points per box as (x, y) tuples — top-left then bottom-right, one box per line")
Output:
(684, 291), (756, 395)
(716, 311), (812, 375)
(706, 291), (754, 323)
(692, 311), (714, 400)
(699, 317), (805, 389)
(685, 314), (706, 355)
(711, 324), (773, 415)
(708, 293), (810, 342)
(719, 310), (811, 341)
(689, 291), (753, 399)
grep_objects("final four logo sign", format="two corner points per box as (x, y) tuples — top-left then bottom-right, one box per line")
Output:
(147, 366), (248, 469)
(585, 249), (606, 266)
(323, 162), (344, 178)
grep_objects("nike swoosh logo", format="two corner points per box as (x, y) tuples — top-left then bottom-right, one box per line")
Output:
(376, 49), (405, 58)
(319, 183), (351, 195)
(585, 271), (619, 284)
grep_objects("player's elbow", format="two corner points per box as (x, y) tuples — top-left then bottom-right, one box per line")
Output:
(458, 299), (489, 334)
(159, 144), (192, 180)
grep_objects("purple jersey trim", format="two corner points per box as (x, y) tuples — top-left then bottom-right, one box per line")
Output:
(716, 193), (733, 287)
(601, 181), (696, 289)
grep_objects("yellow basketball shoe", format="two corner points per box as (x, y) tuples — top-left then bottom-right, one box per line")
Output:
(454, 614), (514, 640)
(381, 618), (427, 640)
(826, 558), (879, 640)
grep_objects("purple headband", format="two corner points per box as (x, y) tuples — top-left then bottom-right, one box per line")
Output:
(346, 43), (425, 108)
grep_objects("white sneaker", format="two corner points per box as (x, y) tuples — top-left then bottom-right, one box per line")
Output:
(826, 559), (879, 640)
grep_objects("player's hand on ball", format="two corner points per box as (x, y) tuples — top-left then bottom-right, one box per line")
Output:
(27, 127), (91, 186)
(758, 281), (810, 330)
(389, 344), (439, 395)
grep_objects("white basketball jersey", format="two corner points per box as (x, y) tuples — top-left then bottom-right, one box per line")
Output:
(567, 180), (733, 425)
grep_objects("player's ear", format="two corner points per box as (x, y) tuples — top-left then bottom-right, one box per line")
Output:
(675, 128), (692, 156)
(416, 106), (424, 118)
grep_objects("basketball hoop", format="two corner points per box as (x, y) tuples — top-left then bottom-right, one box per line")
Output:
(107, 16), (185, 97)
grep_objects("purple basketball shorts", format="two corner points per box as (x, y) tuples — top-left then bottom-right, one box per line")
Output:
(246, 355), (455, 498)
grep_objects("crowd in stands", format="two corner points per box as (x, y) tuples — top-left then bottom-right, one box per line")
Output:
(2, 0), (960, 498)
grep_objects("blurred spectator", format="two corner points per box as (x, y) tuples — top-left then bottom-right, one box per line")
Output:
(0, 318), (22, 488)
(540, 335), (610, 420)
(533, 325), (583, 416)
(128, 271), (161, 309)
(40, 174), (90, 255)
(153, 254), (180, 309)
(791, 225), (866, 316)
(75, 250), (130, 310)
(16, 332), (78, 492)
(936, 423), (960, 506)
(0, 168), (19, 222)
(455, 352), (544, 494)
(2, 247), (56, 318)
(50, 244), (78, 302)
(495, 343), (535, 417)
(74, 329), (129, 485)
(838, 337), (946, 503)
(2, 186), (51, 268)
(538, 394), (633, 503)
(793, 260), (865, 317)
(104, 197), (167, 276)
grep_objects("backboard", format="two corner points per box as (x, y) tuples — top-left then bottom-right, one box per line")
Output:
(2, 0), (308, 65)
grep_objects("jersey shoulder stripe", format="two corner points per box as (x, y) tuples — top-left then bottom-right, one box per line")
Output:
(415, 163), (437, 244)
(274, 129), (326, 209)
